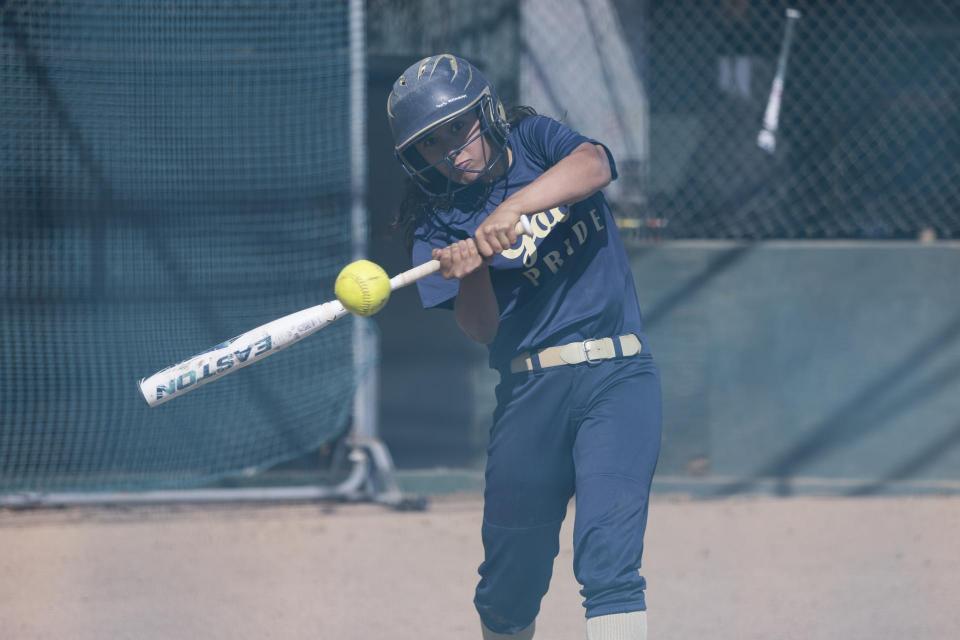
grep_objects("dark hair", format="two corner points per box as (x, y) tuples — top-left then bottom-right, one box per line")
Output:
(393, 105), (538, 251)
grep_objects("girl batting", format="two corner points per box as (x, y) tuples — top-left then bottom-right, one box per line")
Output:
(388, 54), (661, 640)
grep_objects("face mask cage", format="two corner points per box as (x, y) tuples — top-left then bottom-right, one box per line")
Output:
(396, 95), (510, 200)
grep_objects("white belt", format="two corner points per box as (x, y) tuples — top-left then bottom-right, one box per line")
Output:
(509, 334), (642, 374)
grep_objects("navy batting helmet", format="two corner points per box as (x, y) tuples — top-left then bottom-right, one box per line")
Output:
(387, 54), (509, 196)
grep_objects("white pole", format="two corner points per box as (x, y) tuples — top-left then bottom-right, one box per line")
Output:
(349, 0), (377, 440)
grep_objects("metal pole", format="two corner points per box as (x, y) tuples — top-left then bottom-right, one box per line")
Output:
(349, 0), (377, 440)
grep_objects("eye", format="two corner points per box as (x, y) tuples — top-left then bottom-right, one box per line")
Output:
(420, 136), (436, 148)
(451, 120), (465, 133)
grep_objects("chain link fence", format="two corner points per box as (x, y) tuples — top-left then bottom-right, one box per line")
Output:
(640, 0), (960, 240)
(367, 0), (520, 106)
(369, 0), (960, 240)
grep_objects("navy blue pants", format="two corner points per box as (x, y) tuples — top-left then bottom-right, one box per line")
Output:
(474, 353), (662, 635)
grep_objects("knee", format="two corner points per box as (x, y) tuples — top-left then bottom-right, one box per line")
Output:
(475, 519), (561, 634)
(475, 593), (540, 636)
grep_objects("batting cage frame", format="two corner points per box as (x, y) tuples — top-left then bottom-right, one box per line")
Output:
(0, 0), (423, 511)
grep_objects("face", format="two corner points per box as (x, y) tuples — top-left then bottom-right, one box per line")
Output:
(413, 111), (491, 185)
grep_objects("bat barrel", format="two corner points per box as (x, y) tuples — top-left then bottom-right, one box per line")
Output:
(140, 300), (347, 407)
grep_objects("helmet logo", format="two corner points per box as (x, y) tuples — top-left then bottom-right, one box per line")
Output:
(432, 54), (458, 79)
(436, 94), (467, 109)
(418, 54), (459, 81)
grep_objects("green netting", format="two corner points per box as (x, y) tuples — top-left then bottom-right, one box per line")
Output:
(1, 1), (358, 492)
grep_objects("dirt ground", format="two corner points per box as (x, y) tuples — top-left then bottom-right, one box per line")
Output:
(1, 494), (958, 640)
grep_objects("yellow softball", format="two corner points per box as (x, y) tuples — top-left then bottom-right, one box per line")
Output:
(335, 259), (391, 317)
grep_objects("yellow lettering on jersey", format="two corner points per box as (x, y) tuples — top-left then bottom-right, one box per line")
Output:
(572, 220), (588, 244)
(522, 268), (541, 287)
(512, 208), (607, 288)
(501, 207), (568, 266)
(543, 251), (564, 274)
(589, 208), (604, 231)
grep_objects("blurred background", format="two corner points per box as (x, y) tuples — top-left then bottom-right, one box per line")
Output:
(2, 0), (959, 502)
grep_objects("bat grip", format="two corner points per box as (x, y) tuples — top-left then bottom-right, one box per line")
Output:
(390, 214), (533, 291)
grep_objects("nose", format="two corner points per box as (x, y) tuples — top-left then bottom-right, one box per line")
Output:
(445, 147), (463, 165)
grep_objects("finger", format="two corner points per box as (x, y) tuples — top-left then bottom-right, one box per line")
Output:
(487, 229), (508, 254)
(496, 229), (512, 252)
(475, 231), (494, 259)
(454, 241), (472, 278)
(464, 239), (484, 271)
(437, 247), (454, 278)
(454, 240), (469, 263)
(450, 242), (463, 278)
(463, 240), (482, 272)
(505, 224), (519, 246)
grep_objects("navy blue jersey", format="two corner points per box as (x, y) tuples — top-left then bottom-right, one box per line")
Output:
(412, 115), (644, 370)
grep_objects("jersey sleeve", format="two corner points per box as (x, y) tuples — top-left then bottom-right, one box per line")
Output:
(411, 234), (458, 310)
(514, 115), (618, 180)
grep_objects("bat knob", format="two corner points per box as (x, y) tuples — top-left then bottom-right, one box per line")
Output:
(757, 129), (777, 154)
(519, 214), (534, 237)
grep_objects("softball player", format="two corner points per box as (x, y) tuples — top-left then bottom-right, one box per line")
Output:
(388, 54), (661, 640)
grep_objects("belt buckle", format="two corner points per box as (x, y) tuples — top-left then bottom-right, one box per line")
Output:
(582, 338), (602, 364)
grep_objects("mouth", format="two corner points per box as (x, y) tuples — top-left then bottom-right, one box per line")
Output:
(454, 159), (472, 171)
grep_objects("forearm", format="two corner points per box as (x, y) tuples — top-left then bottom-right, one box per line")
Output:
(454, 268), (499, 344)
(503, 142), (612, 216)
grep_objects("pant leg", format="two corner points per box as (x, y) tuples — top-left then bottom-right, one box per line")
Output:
(475, 367), (578, 635)
(572, 356), (662, 619)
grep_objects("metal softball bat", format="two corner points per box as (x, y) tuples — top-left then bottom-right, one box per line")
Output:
(138, 215), (533, 407)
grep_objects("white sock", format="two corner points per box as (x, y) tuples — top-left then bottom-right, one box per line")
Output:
(585, 611), (647, 640)
(481, 619), (535, 640)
